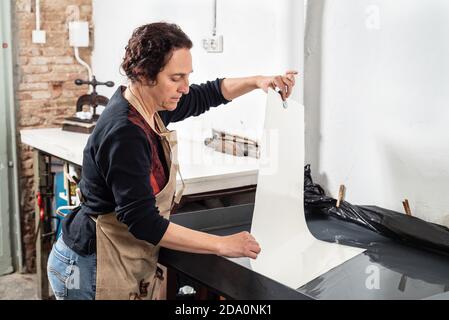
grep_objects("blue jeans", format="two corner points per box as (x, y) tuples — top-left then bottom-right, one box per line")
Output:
(47, 235), (96, 300)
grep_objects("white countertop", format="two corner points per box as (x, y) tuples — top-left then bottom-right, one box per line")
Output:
(20, 128), (259, 195)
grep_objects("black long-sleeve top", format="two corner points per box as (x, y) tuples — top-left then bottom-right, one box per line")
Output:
(62, 79), (230, 256)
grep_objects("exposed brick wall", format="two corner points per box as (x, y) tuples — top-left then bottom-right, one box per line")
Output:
(14, 0), (93, 272)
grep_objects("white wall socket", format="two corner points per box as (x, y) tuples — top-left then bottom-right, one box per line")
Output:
(32, 30), (46, 44)
(202, 35), (223, 53)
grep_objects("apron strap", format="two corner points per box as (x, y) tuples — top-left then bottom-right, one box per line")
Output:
(173, 163), (185, 205)
(56, 205), (79, 218)
(152, 111), (185, 206)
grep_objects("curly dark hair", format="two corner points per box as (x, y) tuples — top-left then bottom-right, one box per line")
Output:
(121, 22), (193, 84)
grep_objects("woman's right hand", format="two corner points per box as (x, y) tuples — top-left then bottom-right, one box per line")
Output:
(217, 231), (261, 259)
(160, 223), (261, 259)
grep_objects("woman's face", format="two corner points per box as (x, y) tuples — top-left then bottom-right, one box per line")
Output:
(147, 48), (193, 112)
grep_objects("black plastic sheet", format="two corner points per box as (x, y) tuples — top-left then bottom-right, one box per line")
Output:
(303, 164), (449, 256)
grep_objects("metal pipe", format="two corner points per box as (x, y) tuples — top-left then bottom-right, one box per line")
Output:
(212, 0), (217, 36)
(35, 0), (41, 30)
(1, 0), (24, 273)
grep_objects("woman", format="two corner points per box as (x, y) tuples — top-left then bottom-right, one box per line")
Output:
(47, 22), (297, 300)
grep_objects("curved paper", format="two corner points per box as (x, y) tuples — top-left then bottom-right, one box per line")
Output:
(250, 89), (365, 289)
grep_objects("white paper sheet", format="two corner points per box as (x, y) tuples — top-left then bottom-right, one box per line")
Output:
(250, 89), (365, 289)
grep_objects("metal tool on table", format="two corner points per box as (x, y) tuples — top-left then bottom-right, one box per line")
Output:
(62, 76), (114, 134)
(204, 88), (289, 158)
(204, 129), (259, 158)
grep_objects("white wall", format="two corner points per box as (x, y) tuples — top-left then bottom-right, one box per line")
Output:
(92, 0), (449, 226)
(305, 0), (449, 226)
(92, 0), (304, 141)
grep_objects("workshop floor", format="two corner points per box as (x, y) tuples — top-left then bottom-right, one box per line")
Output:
(0, 273), (38, 300)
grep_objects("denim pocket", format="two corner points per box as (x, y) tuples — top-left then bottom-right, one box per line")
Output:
(47, 241), (75, 299)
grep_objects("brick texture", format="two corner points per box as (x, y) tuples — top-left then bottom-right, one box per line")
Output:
(14, 0), (93, 272)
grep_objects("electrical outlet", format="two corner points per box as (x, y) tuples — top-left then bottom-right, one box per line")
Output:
(32, 30), (46, 44)
(202, 35), (223, 53)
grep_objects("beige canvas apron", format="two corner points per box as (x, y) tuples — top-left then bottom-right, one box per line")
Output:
(91, 87), (184, 300)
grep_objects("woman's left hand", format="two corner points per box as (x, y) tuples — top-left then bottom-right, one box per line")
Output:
(256, 70), (298, 101)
